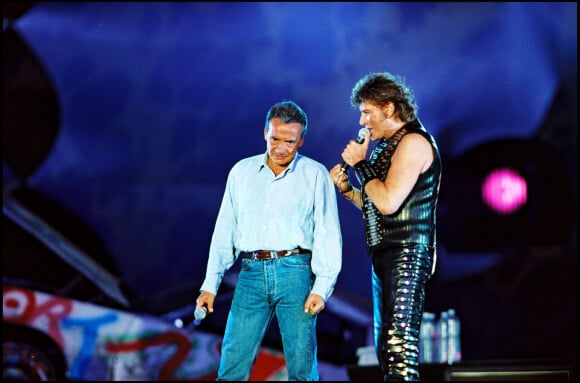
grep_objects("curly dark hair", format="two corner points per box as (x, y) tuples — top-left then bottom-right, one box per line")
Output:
(350, 72), (418, 122)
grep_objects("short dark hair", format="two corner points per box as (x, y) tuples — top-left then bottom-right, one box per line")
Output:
(350, 72), (418, 122)
(265, 100), (308, 136)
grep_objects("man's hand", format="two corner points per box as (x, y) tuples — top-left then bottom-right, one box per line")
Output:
(196, 290), (216, 314)
(304, 293), (325, 316)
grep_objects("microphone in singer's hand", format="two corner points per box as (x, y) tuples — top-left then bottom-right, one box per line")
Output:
(194, 307), (207, 321)
(341, 127), (369, 172)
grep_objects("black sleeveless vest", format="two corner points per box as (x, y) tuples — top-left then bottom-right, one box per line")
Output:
(361, 120), (441, 253)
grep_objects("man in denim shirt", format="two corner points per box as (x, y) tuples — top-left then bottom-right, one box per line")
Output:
(196, 100), (342, 381)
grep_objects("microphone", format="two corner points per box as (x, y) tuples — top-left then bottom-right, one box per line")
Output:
(341, 127), (369, 172)
(194, 307), (208, 321)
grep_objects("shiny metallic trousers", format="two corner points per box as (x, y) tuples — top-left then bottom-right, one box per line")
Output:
(371, 245), (433, 381)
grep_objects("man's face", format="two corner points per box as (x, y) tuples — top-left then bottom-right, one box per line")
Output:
(358, 100), (390, 141)
(264, 117), (304, 168)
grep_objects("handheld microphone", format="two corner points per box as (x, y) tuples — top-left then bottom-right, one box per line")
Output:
(341, 127), (369, 172)
(194, 307), (208, 321)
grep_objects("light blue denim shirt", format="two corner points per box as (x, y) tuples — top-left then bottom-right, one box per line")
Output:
(200, 152), (342, 301)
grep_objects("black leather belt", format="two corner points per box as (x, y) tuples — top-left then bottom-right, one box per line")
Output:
(240, 247), (311, 260)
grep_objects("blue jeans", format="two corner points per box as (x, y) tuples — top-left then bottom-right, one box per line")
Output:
(217, 253), (319, 381)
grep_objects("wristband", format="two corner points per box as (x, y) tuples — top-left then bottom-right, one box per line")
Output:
(354, 160), (378, 187)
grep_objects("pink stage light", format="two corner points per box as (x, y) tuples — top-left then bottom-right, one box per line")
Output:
(481, 167), (527, 215)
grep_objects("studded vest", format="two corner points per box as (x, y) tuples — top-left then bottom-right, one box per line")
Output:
(361, 120), (441, 253)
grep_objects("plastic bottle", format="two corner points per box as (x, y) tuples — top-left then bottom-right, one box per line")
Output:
(437, 311), (448, 363)
(419, 311), (436, 363)
(447, 308), (462, 364)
